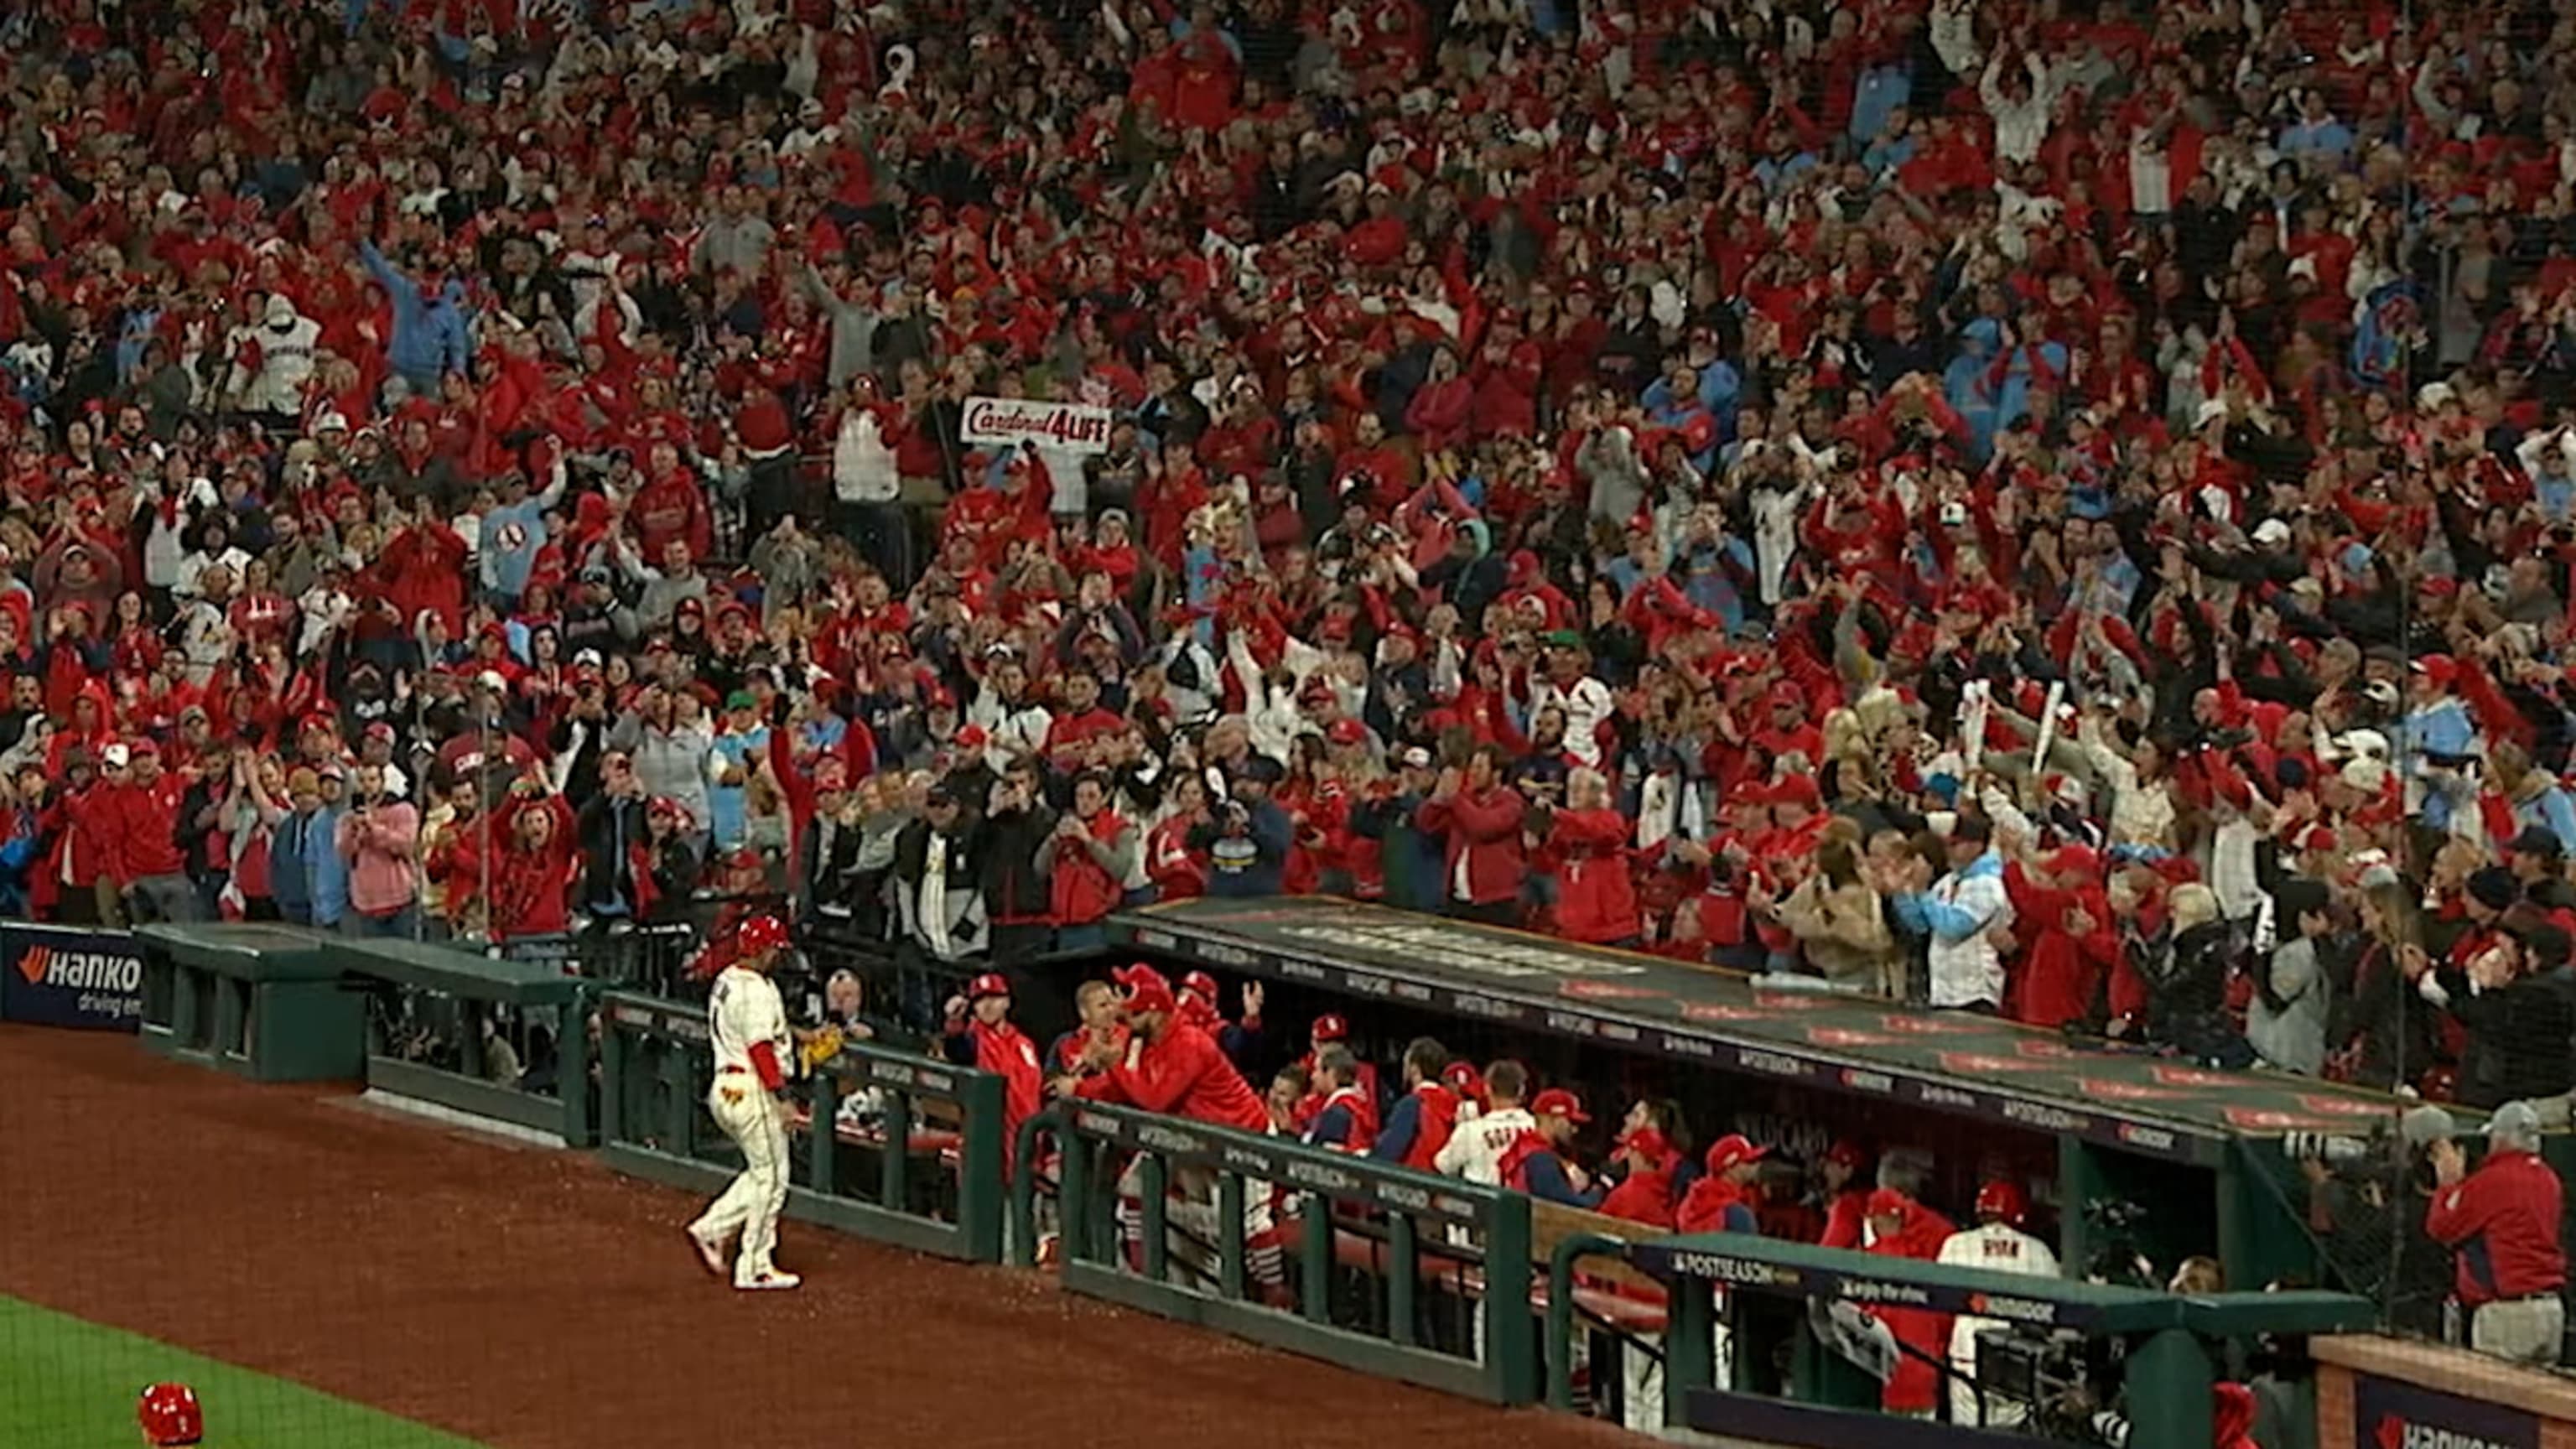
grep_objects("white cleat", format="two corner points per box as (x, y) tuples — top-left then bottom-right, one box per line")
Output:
(687, 1228), (729, 1277)
(735, 1270), (802, 1291)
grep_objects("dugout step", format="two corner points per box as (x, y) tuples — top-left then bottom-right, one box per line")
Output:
(132, 923), (364, 1083)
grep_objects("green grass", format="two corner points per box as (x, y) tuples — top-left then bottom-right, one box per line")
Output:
(0, 1296), (486, 1448)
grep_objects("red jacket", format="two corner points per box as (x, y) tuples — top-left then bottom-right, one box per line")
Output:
(1550, 807), (1639, 943)
(1145, 814), (1206, 900)
(2427, 1149), (2568, 1304)
(2010, 876), (2116, 1029)
(1600, 1159), (1679, 1228)
(1047, 812), (1129, 927)
(100, 774), (187, 882)
(961, 1015), (1046, 1173)
(1866, 1199), (1956, 1414)
(1392, 1081), (1459, 1171)
(1075, 1020), (1270, 1134)
(630, 469), (713, 560)
(1415, 786), (1525, 906)
(1308, 1083), (1379, 1152)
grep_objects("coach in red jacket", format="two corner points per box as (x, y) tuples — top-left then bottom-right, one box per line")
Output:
(943, 972), (1046, 1176)
(1415, 743), (1526, 926)
(2427, 1101), (2568, 1365)
(101, 740), (200, 923)
(1065, 964), (1270, 1134)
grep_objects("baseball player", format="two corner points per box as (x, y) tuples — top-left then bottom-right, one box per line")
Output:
(1936, 1178), (2062, 1426)
(685, 913), (803, 1291)
(138, 1383), (203, 1446)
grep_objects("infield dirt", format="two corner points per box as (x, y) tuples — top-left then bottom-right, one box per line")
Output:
(0, 1025), (1628, 1449)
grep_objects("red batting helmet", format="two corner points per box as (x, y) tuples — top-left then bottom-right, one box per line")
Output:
(737, 914), (790, 956)
(138, 1384), (204, 1446)
(1974, 1178), (2028, 1226)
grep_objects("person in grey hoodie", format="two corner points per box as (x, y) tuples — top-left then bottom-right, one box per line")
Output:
(2247, 879), (2332, 1076)
(606, 683), (714, 845)
(1572, 397), (1649, 531)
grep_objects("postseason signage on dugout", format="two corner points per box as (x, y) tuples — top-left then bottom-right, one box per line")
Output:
(0, 923), (144, 1031)
(2350, 1373), (2539, 1449)
(1110, 901), (2258, 1165)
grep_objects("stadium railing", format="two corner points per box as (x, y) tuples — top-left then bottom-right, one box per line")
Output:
(1007, 1100), (1540, 1405)
(132, 922), (365, 1083)
(330, 936), (597, 1145)
(1618, 1229), (2378, 1447)
(594, 989), (1007, 1263)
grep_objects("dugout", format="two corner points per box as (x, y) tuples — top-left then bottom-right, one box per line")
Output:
(1099, 897), (2439, 1301)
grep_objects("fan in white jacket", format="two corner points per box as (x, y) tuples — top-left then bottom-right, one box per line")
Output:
(832, 400), (901, 506)
(225, 295), (320, 418)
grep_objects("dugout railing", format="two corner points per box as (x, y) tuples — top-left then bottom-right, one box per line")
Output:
(1007, 1100), (1541, 1405)
(595, 989), (1008, 1263)
(1610, 1230), (2377, 1448)
(331, 937), (598, 1145)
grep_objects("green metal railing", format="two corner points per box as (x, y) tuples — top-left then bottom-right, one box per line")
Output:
(1617, 1231), (2380, 1447)
(332, 937), (596, 1145)
(1544, 1231), (1634, 1413)
(1012, 1101), (1540, 1405)
(596, 990), (1006, 1263)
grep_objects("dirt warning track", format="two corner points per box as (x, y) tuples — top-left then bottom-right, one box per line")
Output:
(0, 1026), (1628, 1449)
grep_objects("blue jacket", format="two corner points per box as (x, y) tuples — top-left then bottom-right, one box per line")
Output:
(361, 241), (475, 383)
(271, 804), (351, 925)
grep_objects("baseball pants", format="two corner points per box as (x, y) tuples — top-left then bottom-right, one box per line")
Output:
(692, 1073), (791, 1285)
(2472, 1296), (2565, 1366)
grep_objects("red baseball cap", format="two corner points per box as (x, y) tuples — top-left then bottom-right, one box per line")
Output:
(1866, 1187), (1914, 1217)
(1180, 970), (1219, 1000)
(1530, 1088), (1590, 1123)
(967, 972), (1010, 1001)
(1311, 1013), (1349, 1042)
(1705, 1133), (1768, 1173)
(736, 914), (789, 955)
(1442, 1062), (1486, 1102)
(1113, 963), (1176, 1014)
(1620, 1126), (1671, 1161)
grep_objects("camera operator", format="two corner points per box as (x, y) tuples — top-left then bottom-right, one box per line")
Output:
(2426, 1100), (2568, 1366)
(2296, 1108), (2458, 1338)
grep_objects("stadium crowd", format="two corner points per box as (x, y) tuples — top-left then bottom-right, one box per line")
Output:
(8, 0), (2576, 1337)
